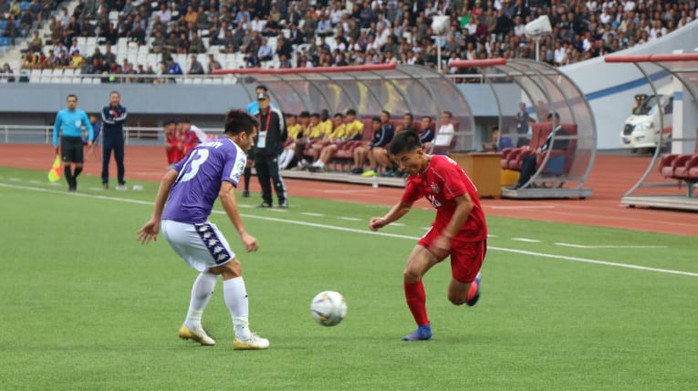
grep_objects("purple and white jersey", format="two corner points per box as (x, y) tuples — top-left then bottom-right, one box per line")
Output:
(162, 138), (246, 224)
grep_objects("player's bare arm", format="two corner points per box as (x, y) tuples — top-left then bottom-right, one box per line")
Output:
(219, 180), (258, 252)
(369, 200), (414, 231)
(432, 194), (474, 254)
(137, 169), (178, 244)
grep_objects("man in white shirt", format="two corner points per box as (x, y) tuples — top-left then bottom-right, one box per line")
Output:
(434, 111), (455, 148)
(154, 3), (171, 25)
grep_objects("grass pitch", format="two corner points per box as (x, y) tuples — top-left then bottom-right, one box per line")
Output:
(0, 167), (696, 390)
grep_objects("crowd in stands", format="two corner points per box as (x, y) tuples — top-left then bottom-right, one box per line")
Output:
(3, 0), (697, 82)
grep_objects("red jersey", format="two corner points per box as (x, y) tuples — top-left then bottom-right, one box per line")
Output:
(401, 155), (487, 242)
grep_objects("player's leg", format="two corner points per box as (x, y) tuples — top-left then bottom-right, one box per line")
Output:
(402, 244), (441, 341)
(178, 271), (219, 345)
(101, 138), (112, 188)
(254, 156), (272, 206)
(72, 139), (84, 190)
(243, 151), (253, 197)
(60, 137), (75, 190)
(267, 155), (287, 207)
(447, 240), (486, 306)
(209, 260), (269, 350)
(115, 138), (125, 186)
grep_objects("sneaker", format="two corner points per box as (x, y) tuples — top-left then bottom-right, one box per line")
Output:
(115, 184), (127, 191)
(361, 169), (377, 177)
(350, 167), (363, 175)
(466, 273), (481, 307)
(178, 324), (216, 346)
(402, 324), (432, 341)
(257, 202), (272, 208)
(102, 183), (109, 190)
(233, 333), (270, 350)
(242, 190), (250, 198)
(278, 200), (288, 208)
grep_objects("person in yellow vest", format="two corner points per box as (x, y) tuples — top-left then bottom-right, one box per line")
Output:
(294, 112), (328, 169)
(309, 113), (346, 171)
(279, 113), (302, 170)
(310, 109), (365, 172)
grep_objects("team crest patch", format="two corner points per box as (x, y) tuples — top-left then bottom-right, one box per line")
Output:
(431, 183), (441, 194)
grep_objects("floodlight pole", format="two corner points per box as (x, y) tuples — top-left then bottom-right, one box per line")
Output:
(535, 37), (540, 62)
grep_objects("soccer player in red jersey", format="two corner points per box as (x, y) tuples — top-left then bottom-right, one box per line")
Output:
(369, 131), (487, 341)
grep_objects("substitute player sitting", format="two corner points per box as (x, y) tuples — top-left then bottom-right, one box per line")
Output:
(368, 131), (487, 341)
(138, 110), (269, 350)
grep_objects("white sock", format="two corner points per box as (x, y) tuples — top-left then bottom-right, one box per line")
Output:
(281, 150), (293, 169)
(184, 272), (218, 330)
(223, 277), (252, 340)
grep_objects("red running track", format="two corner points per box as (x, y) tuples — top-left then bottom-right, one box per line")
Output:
(0, 144), (695, 236)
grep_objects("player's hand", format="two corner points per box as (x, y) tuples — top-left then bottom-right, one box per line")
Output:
(137, 218), (159, 244)
(432, 234), (452, 259)
(369, 217), (386, 232)
(241, 232), (259, 252)
(54, 146), (59, 155)
(87, 141), (93, 148)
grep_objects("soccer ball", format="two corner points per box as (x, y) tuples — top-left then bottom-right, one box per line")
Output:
(310, 291), (347, 327)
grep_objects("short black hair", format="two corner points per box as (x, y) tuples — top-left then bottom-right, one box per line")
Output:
(390, 131), (422, 155)
(67, 94), (78, 101)
(300, 111), (310, 118)
(346, 109), (357, 116)
(334, 113), (344, 119)
(381, 110), (391, 118)
(404, 113), (413, 120)
(442, 111), (452, 118)
(163, 119), (175, 126)
(371, 116), (381, 123)
(256, 84), (268, 92)
(224, 109), (258, 136)
(422, 115), (432, 122)
(311, 113), (321, 118)
(181, 118), (191, 124)
(547, 112), (560, 120)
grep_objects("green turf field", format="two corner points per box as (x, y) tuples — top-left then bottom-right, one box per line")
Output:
(1, 166), (696, 390)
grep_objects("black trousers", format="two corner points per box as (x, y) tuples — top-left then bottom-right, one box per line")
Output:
(255, 153), (286, 205)
(102, 133), (125, 184)
(517, 154), (537, 188)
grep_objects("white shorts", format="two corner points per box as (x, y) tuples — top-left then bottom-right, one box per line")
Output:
(161, 220), (236, 272)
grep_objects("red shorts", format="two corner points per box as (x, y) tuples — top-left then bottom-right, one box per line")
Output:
(418, 227), (486, 283)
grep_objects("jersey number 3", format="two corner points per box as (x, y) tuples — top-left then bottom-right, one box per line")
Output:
(178, 149), (210, 183)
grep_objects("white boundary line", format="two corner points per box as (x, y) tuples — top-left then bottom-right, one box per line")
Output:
(555, 243), (668, 249)
(2, 182), (697, 278)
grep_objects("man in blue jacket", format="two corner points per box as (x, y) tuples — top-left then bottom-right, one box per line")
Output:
(101, 91), (128, 189)
(53, 94), (94, 192)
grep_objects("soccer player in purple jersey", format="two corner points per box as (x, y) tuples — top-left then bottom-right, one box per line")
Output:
(138, 110), (269, 350)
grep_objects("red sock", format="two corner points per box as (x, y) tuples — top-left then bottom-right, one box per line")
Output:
(404, 281), (429, 326)
(466, 280), (479, 302)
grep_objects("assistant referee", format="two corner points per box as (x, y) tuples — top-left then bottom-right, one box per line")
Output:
(53, 94), (94, 192)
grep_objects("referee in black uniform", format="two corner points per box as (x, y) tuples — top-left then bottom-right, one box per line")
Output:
(253, 92), (288, 208)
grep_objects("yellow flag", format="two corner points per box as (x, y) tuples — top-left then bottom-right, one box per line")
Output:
(48, 155), (62, 182)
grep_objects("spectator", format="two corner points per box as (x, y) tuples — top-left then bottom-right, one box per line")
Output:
(419, 116), (435, 144)
(279, 113), (302, 170)
(188, 55), (205, 75)
(1, 63), (15, 83)
(207, 54), (222, 73)
(166, 57), (184, 76)
(482, 126), (513, 152)
(511, 112), (569, 190)
(431, 111), (455, 153)
(355, 111), (395, 177)
(514, 102), (535, 147)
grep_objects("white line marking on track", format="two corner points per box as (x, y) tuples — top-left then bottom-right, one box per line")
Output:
(489, 205), (555, 210)
(323, 189), (379, 194)
(555, 243), (668, 249)
(2, 182), (696, 278)
(512, 238), (541, 243)
(301, 212), (324, 217)
(338, 217), (362, 221)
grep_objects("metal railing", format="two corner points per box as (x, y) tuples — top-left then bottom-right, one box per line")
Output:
(0, 124), (224, 145)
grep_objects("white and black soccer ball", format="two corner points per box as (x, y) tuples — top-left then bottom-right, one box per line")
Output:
(310, 291), (347, 327)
